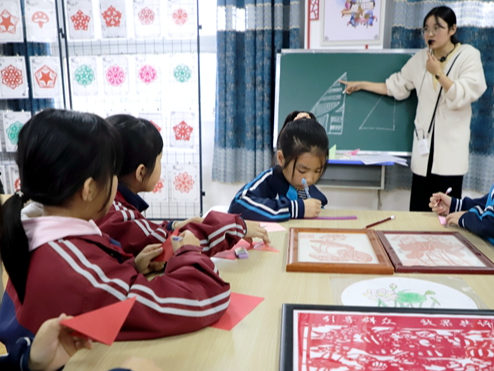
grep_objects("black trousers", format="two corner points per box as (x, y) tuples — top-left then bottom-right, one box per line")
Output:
(409, 130), (463, 212)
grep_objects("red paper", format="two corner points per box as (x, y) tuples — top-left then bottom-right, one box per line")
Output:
(60, 297), (136, 345)
(259, 222), (286, 232)
(213, 239), (252, 260)
(438, 215), (447, 226)
(153, 229), (179, 262)
(210, 292), (264, 330)
(252, 241), (279, 253)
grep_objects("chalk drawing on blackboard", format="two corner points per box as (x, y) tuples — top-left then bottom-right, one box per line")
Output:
(359, 97), (396, 131)
(311, 72), (346, 136)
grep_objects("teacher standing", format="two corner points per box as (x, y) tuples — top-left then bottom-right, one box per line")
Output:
(341, 6), (487, 211)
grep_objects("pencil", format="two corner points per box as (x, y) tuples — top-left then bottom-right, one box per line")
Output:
(434, 187), (452, 208)
(365, 215), (395, 229)
(301, 178), (311, 199)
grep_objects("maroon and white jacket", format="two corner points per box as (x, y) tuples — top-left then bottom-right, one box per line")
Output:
(97, 187), (248, 258)
(5, 216), (231, 341)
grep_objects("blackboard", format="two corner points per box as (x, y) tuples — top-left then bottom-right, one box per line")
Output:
(275, 50), (419, 154)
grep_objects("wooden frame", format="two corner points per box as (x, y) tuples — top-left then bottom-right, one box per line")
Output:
(286, 228), (394, 274)
(376, 230), (494, 274)
(280, 303), (494, 371)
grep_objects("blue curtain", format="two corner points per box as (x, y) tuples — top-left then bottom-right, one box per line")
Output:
(386, 0), (494, 193)
(213, 0), (300, 183)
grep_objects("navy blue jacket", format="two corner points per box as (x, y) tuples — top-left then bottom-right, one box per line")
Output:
(450, 185), (494, 245)
(228, 165), (328, 222)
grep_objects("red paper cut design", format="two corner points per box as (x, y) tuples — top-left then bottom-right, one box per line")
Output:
(0, 9), (19, 34)
(1, 65), (23, 89)
(32, 11), (49, 28)
(35, 65), (57, 89)
(106, 65), (125, 86)
(173, 120), (193, 141)
(71, 10), (91, 31)
(172, 9), (188, 25)
(138, 7), (155, 25)
(296, 310), (494, 371)
(150, 120), (161, 132)
(138, 65), (157, 84)
(14, 177), (20, 192)
(309, 0), (319, 20)
(153, 179), (164, 194)
(174, 172), (194, 193)
(102, 6), (122, 28)
(308, 234), (373, 262)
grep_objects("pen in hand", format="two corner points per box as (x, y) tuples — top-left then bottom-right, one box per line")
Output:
(434, 187), (452, 208)
(301, 178), (311, 199)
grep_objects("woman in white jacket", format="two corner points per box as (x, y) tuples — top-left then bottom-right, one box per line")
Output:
(341, 6), (487, 211)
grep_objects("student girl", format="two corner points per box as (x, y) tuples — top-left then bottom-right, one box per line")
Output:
(0, 109), (231, 351)
(228, 117), (329, 221)
(97, 114), (269, 257)
(340, 6), (487, 212)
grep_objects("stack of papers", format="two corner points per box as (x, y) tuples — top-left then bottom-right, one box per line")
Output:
(351, 154), (408, 166)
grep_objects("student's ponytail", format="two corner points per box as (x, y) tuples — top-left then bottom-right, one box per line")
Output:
(1, 191), (30, 303)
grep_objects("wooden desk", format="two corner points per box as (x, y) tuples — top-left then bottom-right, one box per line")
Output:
(65, 210), (494, 371)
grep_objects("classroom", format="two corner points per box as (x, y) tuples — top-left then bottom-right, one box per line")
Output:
(0, 0), (493, 370)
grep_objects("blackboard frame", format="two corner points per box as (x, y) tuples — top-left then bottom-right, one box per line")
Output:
(274, 49), (420, 155)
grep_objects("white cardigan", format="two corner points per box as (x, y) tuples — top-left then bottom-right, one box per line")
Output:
(386, 44), (487, 177)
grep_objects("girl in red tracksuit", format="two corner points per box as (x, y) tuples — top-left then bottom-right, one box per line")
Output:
(0, 109), (231, 351)
(97, 114), (268, 258)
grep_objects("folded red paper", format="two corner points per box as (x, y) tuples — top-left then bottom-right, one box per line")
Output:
(153, 229), (179, 262)
(60, 297), (136, 345)
(213, 238), (253, 260)
(210, 292), (264, 330)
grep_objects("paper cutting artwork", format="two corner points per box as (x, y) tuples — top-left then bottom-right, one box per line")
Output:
(66, 0), (94, 40)
(288, 308), (494, 371)
(167, 2), (195, 39)
(171, 164), (198, 202)
(322, 0), (383, 45)
(341, 277), (478, 309)
(173, 120), (193, 141)
(100, 0), (127, 38)
(310, 0), (320, 20)
(0, 57), (27, 99)
(138, 65), (157, 84)
(172, 8), (188, 25)
(298, 232), (378, 264)
(26, 0), (57, 42)
(135, 56), (162, 94)
(31, 57), (62, 98)
(1, 111), (31, 152)
(103, 56), (129, 95)
(0, 1), (23, 42)
(173, 64), (192, 83)
(168, 112), (196, 150)
(70, 57), (98, 96)
(134, 1), (161, 38)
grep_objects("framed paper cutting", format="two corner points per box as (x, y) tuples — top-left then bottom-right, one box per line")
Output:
(376, 231), (494, 274)
(287, 228), (394, 274)
(280, 303), (494, 371)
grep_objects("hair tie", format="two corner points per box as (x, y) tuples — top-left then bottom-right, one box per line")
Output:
(16, 190), (29, 203)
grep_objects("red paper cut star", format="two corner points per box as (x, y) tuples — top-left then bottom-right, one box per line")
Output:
(35, 66), (57, 89)
(102, 6), (122, 27)
(173, 120), (193, 141)
(71, 10), (91, 31)
(0, 9), (19, 34)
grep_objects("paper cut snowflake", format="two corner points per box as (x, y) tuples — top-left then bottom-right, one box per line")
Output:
(6, 121), (23, 145)
(173, 64), (191, 83)
(153, 179), (164, 193)
(138, 7), (155, 25)
(102, 6), (122, 27)
(74, 64), (95, 86)
(1, 65), (23, 89)
(172, 9), (188, 25)
(14, 177), (20, 192)
(35, 65), (57, 89)
(173, 120), (193, 141)
(174, 172), (194, 193)
(106, 65), (125, 86)
(71, 10), (90, 31)
(0, 9), (19, 34)
(138, 65), (157, 84)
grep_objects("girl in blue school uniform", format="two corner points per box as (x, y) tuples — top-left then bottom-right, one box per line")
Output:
(228, 114), (329, 222)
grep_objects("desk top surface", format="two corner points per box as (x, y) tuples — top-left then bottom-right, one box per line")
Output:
(65, 210), (494, 371)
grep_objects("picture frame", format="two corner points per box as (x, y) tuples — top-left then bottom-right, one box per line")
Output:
(321, 0), (387, 47)
(280, 303), (494, 371)
(286, 228), (394, 274)
(376, 231), (494, 274)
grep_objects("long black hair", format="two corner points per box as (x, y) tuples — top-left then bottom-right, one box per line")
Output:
(1, 109), (122, 303)
(277, 118), (329, 179)
(423, 6), (459, 45)
(106, 114), (163, 182)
